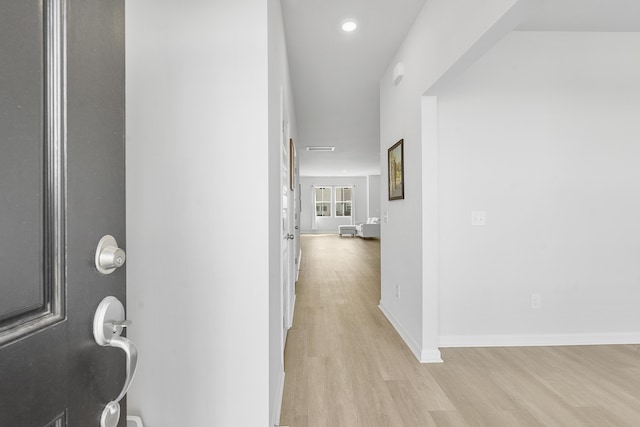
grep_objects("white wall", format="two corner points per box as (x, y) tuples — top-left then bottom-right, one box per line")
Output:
(379, 0), (525, 362)
(367, 175), (381, 218)
(268, 0), (297, 425)
(126, 1), (272, 425)
(436, 31), (640, 345)
(299, 176), (368, 233)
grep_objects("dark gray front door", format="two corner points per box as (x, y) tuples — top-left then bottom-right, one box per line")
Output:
(0, 0), (126, 426)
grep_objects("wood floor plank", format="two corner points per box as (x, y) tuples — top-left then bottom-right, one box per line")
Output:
(280, 234), (640, 426)
(428, 410), (472, 427)
(385, 380), (438, 427)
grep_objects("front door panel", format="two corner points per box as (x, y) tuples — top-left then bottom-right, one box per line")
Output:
(0, 0), (126, 425)
(0, 0), (57, 337)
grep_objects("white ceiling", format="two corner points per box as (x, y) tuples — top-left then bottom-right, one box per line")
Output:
(282, 0), (640, 178)
(518, 0), (640, 32)
(282, 0), (426, 177)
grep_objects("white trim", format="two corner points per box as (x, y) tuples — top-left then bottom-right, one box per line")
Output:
(421, 348), (444, 364)
(421, 96), (440, 360)
(378, 303), (443, 363)
(296, 248), (301, 283)
(288, 295), (296, 329)
(270, 370), (285, 427)
(439, 333), (640, 348)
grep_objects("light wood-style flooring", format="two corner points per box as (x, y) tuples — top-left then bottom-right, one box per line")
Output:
(279, 234), (640, 427)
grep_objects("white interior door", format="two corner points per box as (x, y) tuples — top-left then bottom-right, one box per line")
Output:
(288, 139), (297, 316)
(280, 91), (292, 352)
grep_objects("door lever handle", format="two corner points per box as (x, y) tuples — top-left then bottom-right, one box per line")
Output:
(105, 319), (132, 333)
(93, 296), (138, 427)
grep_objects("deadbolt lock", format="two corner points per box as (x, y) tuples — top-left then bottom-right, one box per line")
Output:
(95, 235), (126, 274)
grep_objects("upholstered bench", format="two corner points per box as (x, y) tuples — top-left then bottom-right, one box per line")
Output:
(338, 225), (357, 237)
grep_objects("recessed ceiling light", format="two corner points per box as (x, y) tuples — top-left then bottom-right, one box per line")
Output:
(341, 19), (358, 32)
(306, 146), (335, 152)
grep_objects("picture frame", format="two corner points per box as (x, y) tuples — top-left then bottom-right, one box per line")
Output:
(388, 139), (404, 200)
(289, 138), (295, 191)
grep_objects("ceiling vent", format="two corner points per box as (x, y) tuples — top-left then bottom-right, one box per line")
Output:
(306, 146), (335, 152)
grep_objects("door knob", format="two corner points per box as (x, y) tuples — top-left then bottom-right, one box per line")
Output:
(93, 296), (138, 427)
(286, 233), (295, 240)
(95, 235), (126, 274)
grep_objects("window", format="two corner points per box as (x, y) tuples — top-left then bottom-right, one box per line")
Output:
(335, 187), (352, 217)
(315, 187), (331, 217)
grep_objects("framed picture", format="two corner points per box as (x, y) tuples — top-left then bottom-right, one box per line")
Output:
(289, 138), (295, 191)
(388, 139), (404, 200)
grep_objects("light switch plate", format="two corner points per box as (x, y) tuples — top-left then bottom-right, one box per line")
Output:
(471, 210), (486, 226)
(531, 293), (541, 310)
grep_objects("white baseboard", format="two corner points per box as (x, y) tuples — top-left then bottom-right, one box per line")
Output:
(421, 348), (444, 363)
(439, 332), (640, 348)
(271, 370), (285, 427)
(378, 303), (442, 363)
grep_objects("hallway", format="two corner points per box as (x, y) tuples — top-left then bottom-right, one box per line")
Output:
(280, 235), (640, 427)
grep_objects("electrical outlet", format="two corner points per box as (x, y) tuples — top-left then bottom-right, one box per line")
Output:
(471, 210), (486, 226)
(395, 284), (400, 298)
(531, 293), (541, 310)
